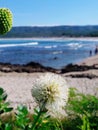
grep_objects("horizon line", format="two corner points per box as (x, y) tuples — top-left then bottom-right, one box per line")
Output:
(13, 24), (98, 27)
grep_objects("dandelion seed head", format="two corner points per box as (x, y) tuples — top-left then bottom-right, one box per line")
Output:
(32, 73), (69, 118)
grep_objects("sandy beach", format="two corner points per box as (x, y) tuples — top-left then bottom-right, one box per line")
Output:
(79, 54), (98, 66)
(0, 54), (98, 110)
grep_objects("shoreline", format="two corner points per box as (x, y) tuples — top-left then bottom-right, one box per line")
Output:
(0, 54), (98, 73)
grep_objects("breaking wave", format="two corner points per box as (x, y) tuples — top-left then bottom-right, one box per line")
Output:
(52, 51), (63, 54)
(0, 42), (38, 48)
(44, 45), (57, 49)
(67, 42), (83, 49)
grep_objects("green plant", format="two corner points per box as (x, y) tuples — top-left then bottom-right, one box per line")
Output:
(31, 107), (63, 130)
(0, 88), (13, 114)
(0, 85), (98, 130)
(15, 105), (30, 130)
(0, 8), (13, 35)
(65, 88), (98, 130)
(31, 73), (69, 129)
(0, 87), (13, 130)
(80, 114), (91, 130)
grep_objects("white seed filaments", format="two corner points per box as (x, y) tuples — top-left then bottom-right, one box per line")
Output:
(31, 73), (69, 118)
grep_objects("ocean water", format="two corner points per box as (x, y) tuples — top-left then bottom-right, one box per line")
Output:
(0, 38), (97, 69)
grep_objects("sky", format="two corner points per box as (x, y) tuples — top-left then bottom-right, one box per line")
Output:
(1, 0), (98, 27)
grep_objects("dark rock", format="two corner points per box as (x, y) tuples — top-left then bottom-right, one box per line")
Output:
(0, 62), (58, 73)
(66, 73), (98, 79)
(61, 63), (98, 74)
(0, 62), (98, 75)
(25, 62), (43, 68)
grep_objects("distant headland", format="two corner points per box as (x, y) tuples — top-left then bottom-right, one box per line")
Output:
(1, 25), (98, 38)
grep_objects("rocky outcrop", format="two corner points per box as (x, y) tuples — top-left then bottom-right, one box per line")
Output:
(65, 73), (98, 79)
(0, 62), (98, 80)
(0, 62), (58, 73)
(61, 63), (98, 74)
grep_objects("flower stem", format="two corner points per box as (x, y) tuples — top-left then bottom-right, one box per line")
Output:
(32, 100), (47, 130)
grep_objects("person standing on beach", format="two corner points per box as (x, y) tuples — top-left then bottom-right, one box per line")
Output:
(89, 50), (92, 56)
(94, 46), (98, 55)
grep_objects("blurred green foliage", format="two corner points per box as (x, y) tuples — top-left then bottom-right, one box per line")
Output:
(0, 87), (97, 130)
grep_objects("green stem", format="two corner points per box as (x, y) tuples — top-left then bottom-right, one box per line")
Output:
(32, 110), (42, 130)
(32, 100), (47, 130)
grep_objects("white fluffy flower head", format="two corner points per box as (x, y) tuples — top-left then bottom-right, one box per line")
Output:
(32, 73), (69, 118)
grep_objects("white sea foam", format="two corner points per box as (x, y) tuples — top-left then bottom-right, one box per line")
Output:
(0, 42), (38, 48)
(44, 46), (52, 49)
(52, 51), (63, 54)
(67, 42), (82, 49)
(44, 45), (57, 49)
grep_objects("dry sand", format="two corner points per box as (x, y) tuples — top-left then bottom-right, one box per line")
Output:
(0, 55), (98, 110)
(79, 54), (98, 66)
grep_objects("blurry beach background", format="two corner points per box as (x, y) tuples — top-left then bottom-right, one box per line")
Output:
(0, 38), (97, 69)
(0, 0), (98, 109)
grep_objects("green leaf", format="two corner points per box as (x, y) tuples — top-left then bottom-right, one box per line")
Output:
(5, 123), (12, 130)
(17, 105), (28, 115)
(4, 107), (13, 112)
(2, 93), (7, 101)
(0, 88), (4, 95)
